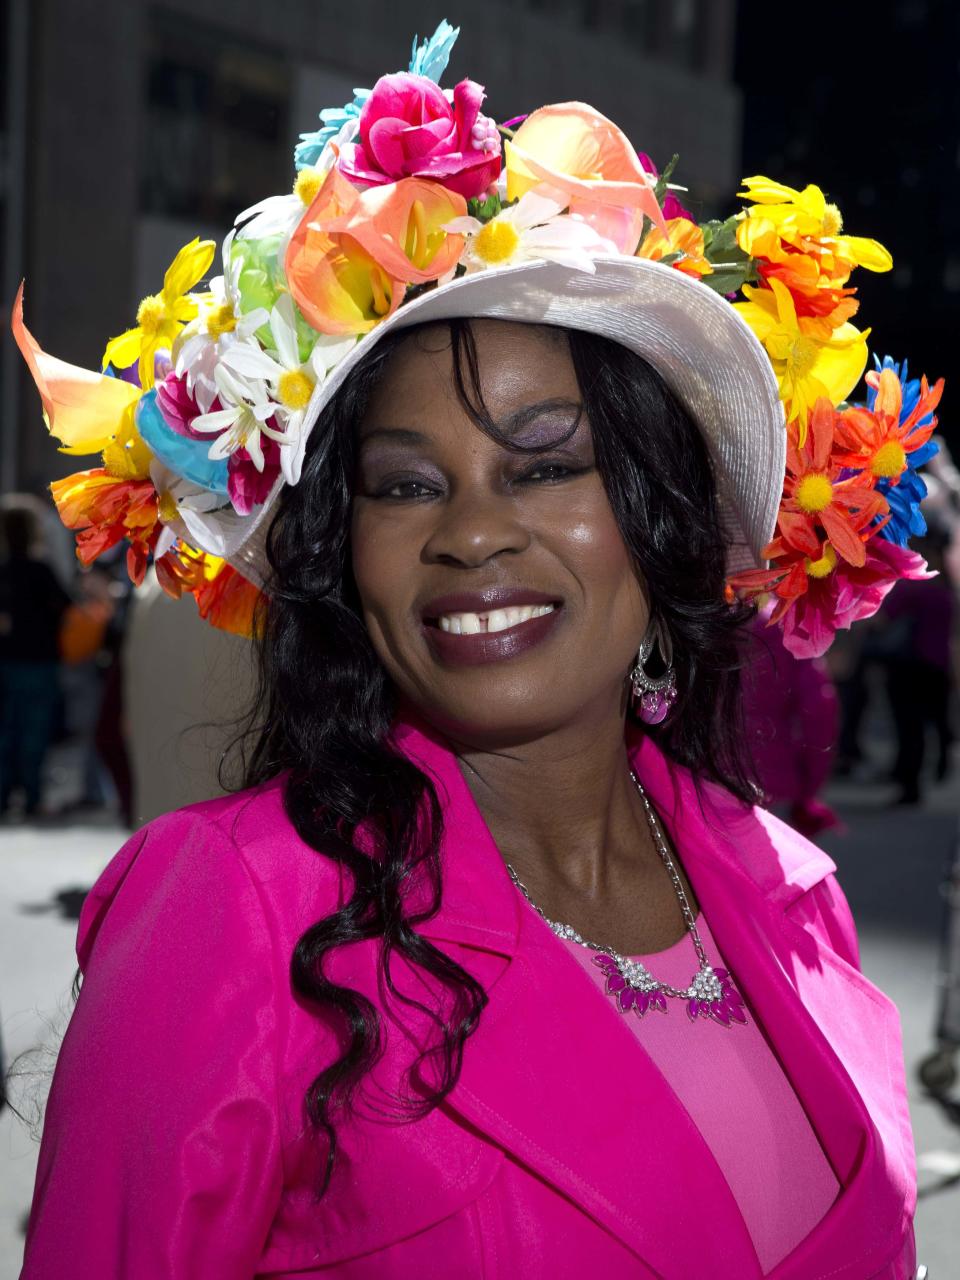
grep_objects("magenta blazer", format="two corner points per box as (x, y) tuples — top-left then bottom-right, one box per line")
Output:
(22, 716), (917, 1279)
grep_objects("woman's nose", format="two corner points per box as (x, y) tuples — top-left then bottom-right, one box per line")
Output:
(421, 487), (532, 568)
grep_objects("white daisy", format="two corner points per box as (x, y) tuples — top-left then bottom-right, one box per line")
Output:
(149, 461), (228, 558)
(175, 231), (270, 412)
(441, 190), (620, 277)
(219, 294), (355, 485)
(190, 364), (286, 472)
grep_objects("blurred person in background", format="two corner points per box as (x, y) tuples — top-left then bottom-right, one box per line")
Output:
(882, 520), (956, 805)
(0, 496), (71, 817)
(742, 605), (840, 837)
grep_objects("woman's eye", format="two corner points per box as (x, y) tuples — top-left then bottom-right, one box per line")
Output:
(373, 478), (438, 500)
(520, 462), (585, 484)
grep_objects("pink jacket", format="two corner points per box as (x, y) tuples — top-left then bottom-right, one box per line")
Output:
(22, 716), (917, 1279)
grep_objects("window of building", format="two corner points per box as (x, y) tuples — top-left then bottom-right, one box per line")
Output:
(142, 14), (290, 224)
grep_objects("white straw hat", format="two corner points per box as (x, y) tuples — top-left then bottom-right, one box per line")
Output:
(227, 255), (785, 588)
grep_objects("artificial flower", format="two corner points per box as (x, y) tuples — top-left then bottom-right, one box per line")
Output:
(504, 102), (665, 253)
(285, 168), (404, 335)
(140, 382), (230, 494)
(407, 18), (460, 80)
(856, 357), (942, 546)
(442, 189), (619, 275)
(12, 285), (142, 456)
(337, 72), (501, 200)
(218, 294), (355, 484)
(293, 20), (460, 172)
(190, 363), (286, 473)
(103, 238), (216, 390)
(727, 533), (932, 660)
(779, 538), (932, 659)
(226, 437), (281, 517)
(737, 177), (892, 274)
(174, 232), (271, 413)
(778, 396), (889, 567)
(100, 407), (153, 482)
(636, 217), (713, 279)
(323, 176), (467, 284)
(832, 366), (942, 485)
(159, 545), (262, 637)
(50, 468), (161, 585)
(148, 459), (226, 558)
(734, 277), (869, 430)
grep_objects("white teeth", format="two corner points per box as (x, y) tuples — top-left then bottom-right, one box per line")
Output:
(435, 603), (556, 635)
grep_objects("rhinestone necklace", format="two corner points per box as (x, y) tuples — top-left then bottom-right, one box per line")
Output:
(504, 769), (747, 1028)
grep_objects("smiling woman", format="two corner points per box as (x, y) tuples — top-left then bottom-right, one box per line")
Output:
(17, 20), (927, 1280)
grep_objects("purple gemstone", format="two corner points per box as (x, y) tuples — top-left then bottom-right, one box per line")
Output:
(698, 1000), (713, 1016)
(653, 993), (667, 1012)
(619, 989), (635, 1011)
(724, 987), (744, 1007)
(727, 1003), (747, 1024)
(608, 976), (626, 992)
(594, 957), (616, 972)
(636, 992), (650, 1015)
(687, 998), (700, 1021)
(712, 1003), (731, 1026)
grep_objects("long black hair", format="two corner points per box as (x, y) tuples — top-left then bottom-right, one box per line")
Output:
(242, 317), (757, 1192)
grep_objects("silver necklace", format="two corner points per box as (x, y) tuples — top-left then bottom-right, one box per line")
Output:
(504, 769), (747, 1027)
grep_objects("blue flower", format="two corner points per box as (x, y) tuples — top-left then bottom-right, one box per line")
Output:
(408, 19), (460, 81)
(294, 20), (461, 171)
(860, 355), (940, 547)
(136, 391), (229, 496)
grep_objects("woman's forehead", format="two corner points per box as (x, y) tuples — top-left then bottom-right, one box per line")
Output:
(364, 319), (580, 422)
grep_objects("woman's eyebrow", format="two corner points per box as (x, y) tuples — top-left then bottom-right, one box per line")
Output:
(358, 426), (431, 447)
(360, 400), (582, 446)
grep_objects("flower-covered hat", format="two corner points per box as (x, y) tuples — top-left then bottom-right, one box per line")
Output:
(13, 21), (944, 657)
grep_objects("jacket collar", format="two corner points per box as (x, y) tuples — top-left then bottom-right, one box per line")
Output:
(388, 714), (913, 1278)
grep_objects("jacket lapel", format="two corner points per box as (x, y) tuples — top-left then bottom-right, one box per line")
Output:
(391, 717), (911, 1279)
(634, 732), (914, 1279)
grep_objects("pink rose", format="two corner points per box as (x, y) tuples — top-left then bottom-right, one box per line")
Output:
(337, 72), (501, 200)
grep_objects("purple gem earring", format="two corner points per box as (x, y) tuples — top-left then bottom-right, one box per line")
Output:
(630, 620), (678, 725)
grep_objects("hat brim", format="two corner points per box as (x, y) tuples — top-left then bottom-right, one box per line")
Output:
(226, 255), (785, 587)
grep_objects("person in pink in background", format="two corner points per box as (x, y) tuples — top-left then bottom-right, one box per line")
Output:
(14, 22), (929, 1280)
(742, 603), (841, 837)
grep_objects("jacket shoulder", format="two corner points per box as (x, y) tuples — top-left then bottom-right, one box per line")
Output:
(78, 776), (344, 969)
(695, 777), (838, 907)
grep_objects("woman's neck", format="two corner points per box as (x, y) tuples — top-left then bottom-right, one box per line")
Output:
(447, 710), (648, 897)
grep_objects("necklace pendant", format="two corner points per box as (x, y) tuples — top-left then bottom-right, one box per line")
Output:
(685, 966), (747, 1027)
(593, 954), (667, 1017)
(592, 955), (747, 1027)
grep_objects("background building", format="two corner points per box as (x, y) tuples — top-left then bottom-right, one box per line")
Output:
(1, 0), (740, 494)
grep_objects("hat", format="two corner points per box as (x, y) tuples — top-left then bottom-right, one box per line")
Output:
(13, 20), (943, 658)
(228, 254), (785, 587)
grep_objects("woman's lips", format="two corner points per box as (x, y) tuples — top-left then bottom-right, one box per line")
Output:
(422, 605), (563, 667)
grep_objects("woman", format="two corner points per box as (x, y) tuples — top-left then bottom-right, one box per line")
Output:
(15, 23), (932, 1278)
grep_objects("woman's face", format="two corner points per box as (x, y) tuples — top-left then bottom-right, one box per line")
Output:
(351, 319), (649, 744)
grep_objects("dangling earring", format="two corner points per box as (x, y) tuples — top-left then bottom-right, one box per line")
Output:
(629, 619), (678, 725)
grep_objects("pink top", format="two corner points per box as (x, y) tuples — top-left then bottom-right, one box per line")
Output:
(558, 912), (841, 1275)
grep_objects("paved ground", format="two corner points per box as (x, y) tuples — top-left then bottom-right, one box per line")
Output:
(1, 779), (959, 1278)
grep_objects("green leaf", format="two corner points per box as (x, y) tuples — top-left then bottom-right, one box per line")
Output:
(652, 154), (680, 205)
(465, 193), (517, 223)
